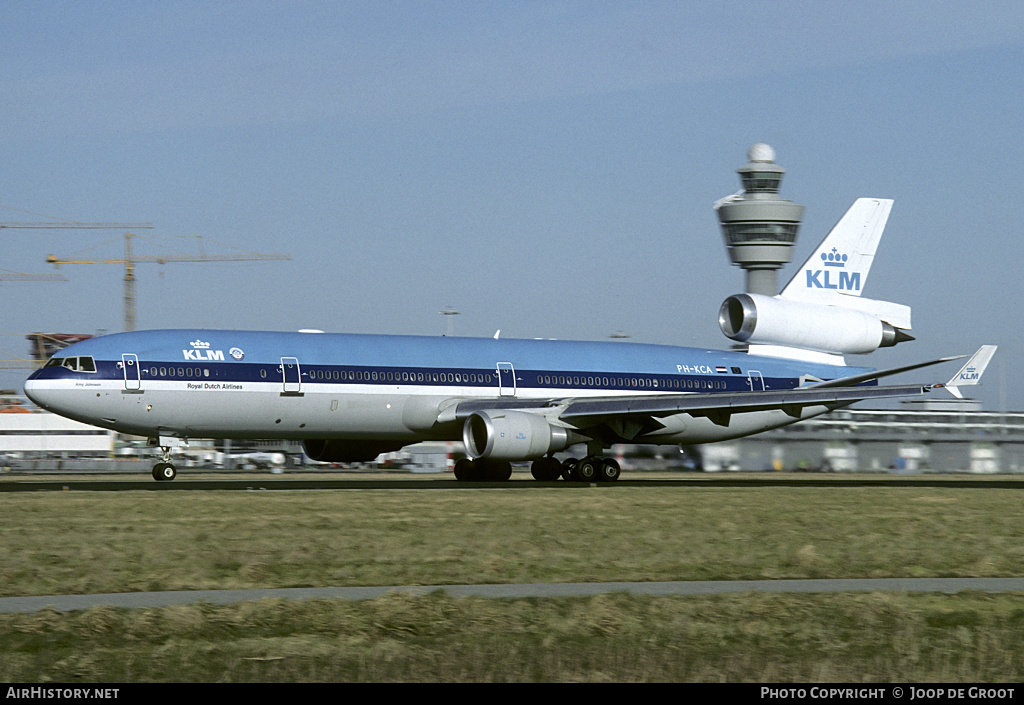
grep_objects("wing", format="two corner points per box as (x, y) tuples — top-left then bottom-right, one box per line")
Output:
(443, 383), (928, 441)
(437, 351), (985, 449)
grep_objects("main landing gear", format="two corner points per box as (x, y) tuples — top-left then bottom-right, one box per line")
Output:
(535, 455), (620, 482)
(453, 455), (621, 482)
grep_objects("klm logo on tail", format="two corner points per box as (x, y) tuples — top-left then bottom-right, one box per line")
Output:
(958, 366), (981, 382)
(805, 248), (861, 292)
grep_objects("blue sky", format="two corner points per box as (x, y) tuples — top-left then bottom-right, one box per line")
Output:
(2, 1), (1023, 410)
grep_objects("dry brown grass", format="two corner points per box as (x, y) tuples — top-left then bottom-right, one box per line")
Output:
(2, 485), (1024, 596)
(3, 482), (1024, 681)
(2, 591), (1023, 682)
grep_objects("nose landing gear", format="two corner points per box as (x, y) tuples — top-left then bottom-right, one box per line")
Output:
(149, 436), (184, 481)
(152, 460), (177, 481)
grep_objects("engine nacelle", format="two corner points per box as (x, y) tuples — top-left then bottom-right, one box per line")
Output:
(303, 439), (406, 463)
(463, 410), (583, 461)
(719, 293), (912, 355)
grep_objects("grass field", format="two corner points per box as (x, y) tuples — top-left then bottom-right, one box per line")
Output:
(2, 477), (1023, 681)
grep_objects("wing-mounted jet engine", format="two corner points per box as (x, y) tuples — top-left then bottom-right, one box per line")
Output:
(718, 198), (913, 362)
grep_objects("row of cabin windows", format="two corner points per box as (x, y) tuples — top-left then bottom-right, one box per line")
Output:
(138, 366), (495, 384)
(308, 369), (493, 384)
(129, 364), (728, 391)
(148, 367), (210, 378)
(538, 375), (727, 390)
(306, 370), (727, 389)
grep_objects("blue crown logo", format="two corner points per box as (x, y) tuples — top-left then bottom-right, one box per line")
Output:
(821, 248), (848, 267)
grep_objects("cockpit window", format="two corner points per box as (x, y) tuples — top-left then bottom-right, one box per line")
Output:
(43, 356), (97, 373)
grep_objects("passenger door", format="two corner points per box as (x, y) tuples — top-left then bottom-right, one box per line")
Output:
(280, 357), (303, 396)
(747, 370), (765, 391)
(497, 362), (516, 397)
(121, 353), (141, 392)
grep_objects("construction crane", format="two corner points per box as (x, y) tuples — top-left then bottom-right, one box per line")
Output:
(0, 210), (150, 281)
(0, 268), (65, 283)
(1, 222), (153, 229)
(0, 211), (156, 371)
(47, 233), (291, 331)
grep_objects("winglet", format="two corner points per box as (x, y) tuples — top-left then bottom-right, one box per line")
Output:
(942, 345), (998, 398)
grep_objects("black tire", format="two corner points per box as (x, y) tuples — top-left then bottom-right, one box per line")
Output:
(598, 457), (621, 482)
(531, 458), (547, 480)
(152, 462), (176, 482)
(561, 458), (579, 481)
(453, 458), (475, 481)
(531, 457), (561, 481)
(483, 460), (513, 481)
(576, 456), (599, 482)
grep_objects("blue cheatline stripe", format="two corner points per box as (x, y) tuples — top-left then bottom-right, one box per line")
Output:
(42, 358), (799, 394)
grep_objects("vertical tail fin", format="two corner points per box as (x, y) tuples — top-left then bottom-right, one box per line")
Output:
(781, 198), (892, 302)
(779, 197), (910, 330)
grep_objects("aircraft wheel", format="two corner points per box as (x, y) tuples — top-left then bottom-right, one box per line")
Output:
(576, 456), (600, 482)
(530, 458), (545, 480)
(561, 458), (579, 481)
(598, 457), (621, 482)
(531, 457), (562, 481)
(483, 460), (513, 482)
(453, 458), (475, 481)
(546, 457), (563, 481)
(152, 462), (177, 482)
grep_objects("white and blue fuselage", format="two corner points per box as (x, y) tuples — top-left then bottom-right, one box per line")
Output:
(24, 328), (872, 450)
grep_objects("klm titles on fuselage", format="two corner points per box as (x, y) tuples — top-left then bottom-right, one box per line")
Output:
(182, 340), (244, 361)
(183, 348), (225, 361)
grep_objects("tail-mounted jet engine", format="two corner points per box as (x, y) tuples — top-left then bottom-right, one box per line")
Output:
(463, 410), (586, 461)
(719, 293), (913, 355)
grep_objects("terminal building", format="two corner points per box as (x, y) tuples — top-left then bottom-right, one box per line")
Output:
(697, 404), (1024, 474)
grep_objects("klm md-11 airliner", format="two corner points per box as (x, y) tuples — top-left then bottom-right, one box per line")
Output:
(24, 199), (994, 481)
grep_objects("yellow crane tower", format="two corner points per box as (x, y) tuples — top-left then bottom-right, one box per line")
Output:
(0, 212), (156, 368)
(47, 233), (291, 331)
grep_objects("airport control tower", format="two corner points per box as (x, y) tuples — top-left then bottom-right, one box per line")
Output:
(715, 143), (805, 295)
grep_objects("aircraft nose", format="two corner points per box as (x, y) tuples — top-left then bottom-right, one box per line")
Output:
(23, 372), (60, 412)
(24, 375), (47, 409)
